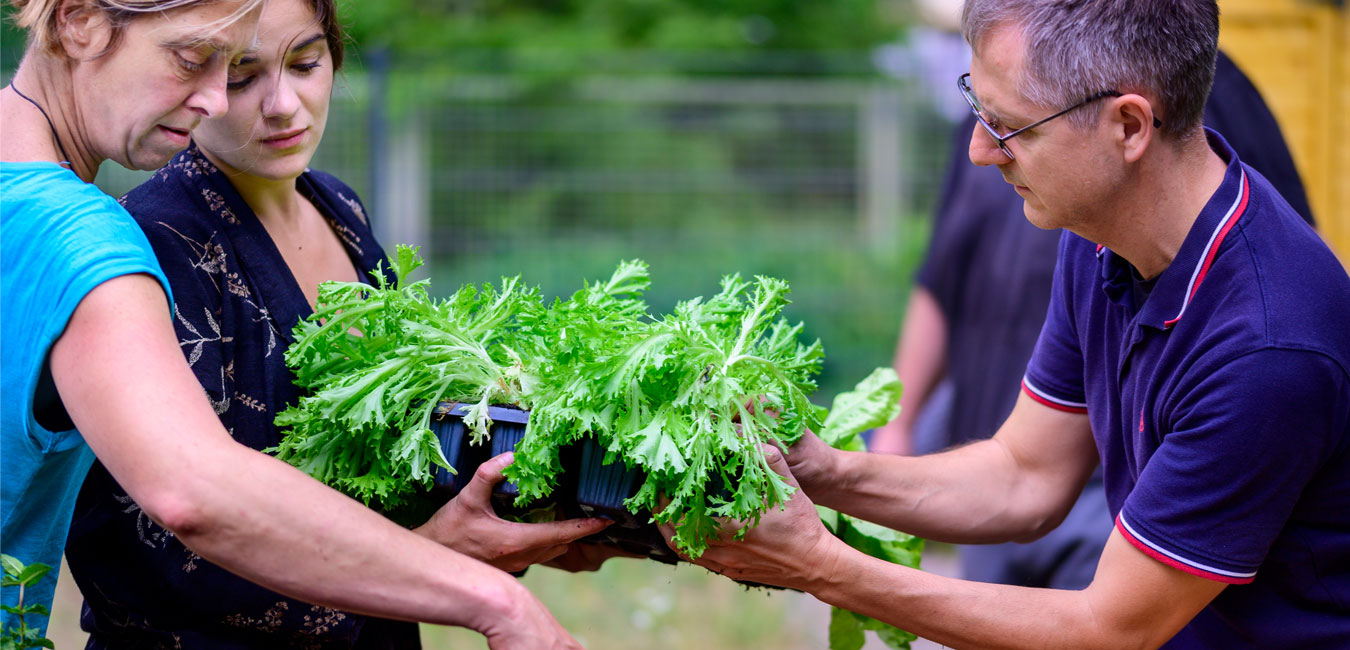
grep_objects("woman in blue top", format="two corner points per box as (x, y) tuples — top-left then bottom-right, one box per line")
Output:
(0, 1), (586, 646)
(64, 0), (610, 646)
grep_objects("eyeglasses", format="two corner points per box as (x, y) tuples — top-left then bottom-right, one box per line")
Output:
(958, 72), (1162, 160)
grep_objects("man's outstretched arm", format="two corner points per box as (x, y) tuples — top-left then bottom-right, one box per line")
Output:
(670, 444), (1225, 650)
(790, 392), (1100, 544)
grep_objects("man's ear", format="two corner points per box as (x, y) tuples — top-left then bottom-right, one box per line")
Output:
(1109, 94), (1157, 164)
(56, 0), (113, 60)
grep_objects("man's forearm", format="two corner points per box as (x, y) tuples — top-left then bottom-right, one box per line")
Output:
(690, 447), (1222, 650)
(796, 394), (1099, 544)
(809, 543), (1112, 650)
(796, 531), (1222, 650)
(808, 439), (1054, 543)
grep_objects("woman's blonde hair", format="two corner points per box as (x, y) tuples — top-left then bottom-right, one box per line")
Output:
(9, 0), (264, 57)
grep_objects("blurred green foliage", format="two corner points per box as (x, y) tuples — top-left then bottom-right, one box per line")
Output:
(428, 221), (929, 402)
(3, 1), (911, 76)
(1, 8), (24, 69)
(341, 0), (903, 74)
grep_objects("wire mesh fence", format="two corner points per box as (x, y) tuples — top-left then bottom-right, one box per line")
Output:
(312, 65), (953, 396)
(38, 57), (958, 398)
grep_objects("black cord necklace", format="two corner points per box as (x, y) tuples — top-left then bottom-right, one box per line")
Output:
(9, 83), (75, 171)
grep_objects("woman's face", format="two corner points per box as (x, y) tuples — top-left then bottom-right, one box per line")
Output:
(193, 0), (333, 182)
(71, 0), (260, 171)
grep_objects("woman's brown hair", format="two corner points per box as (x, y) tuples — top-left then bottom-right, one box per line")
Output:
(305, 0), (344, 71)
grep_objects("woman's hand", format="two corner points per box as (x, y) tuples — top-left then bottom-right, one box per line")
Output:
(656, 443), (846, 592)
(416, 452), (611, 573)
(477, 583), (588, 650)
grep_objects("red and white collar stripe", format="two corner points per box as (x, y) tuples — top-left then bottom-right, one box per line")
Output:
(1164, 169), (1250, 329)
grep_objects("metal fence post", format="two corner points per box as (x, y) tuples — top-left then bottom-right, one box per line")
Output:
(367, 48), (430, 257)
(381, 110), (431, 254)
(366, 47), (391, 250)
(859, 84), (904, 259)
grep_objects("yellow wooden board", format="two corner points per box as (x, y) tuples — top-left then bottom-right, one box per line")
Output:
(1218, 0), (1348, 263)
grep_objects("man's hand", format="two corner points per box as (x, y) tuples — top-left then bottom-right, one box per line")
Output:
(656, 444), (845, 592)
(779, 429), (843, 494)
(416, 452), (611, 572)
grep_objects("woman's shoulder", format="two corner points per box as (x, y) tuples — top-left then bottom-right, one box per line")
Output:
(302, 167), (359, 196)
(301, 168), (371, 227)
(122, 151), (243, 267)
(1, 165), (166, 312)
(3, 162), (123, 215)
(2, 163), (148, 253)
(121, 146), (229, 230)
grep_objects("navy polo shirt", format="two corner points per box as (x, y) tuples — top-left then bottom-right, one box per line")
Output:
(1023, 129), (1350, 647)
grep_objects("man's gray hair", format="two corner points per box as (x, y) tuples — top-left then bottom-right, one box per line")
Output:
(962, 0), (1218, 138)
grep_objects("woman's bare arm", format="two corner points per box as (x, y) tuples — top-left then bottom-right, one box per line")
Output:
(51, 274), (580, 649)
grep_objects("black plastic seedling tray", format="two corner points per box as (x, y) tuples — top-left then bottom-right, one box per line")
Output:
(429, 402), (533, 514)
(428, 402), (792, 584)
(567, 438), (682, 565)
(429, 402), (678, 562)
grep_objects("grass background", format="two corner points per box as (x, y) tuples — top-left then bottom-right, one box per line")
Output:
(46, 548), (957, 649)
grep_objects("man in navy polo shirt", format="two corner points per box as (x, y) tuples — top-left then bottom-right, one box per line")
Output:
(666, 0), (1350, 647)
(868, 50), (1317, 596)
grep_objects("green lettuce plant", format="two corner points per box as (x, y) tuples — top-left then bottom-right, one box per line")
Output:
(272, 248), (922, 648)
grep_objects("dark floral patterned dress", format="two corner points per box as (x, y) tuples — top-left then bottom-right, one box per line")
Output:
(65, 144), (420, 649)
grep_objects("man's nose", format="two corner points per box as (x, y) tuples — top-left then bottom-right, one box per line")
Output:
(967, 120), (1008, 167)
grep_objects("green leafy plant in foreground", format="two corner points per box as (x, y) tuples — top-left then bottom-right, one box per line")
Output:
(273, 246), (539, 516)
(1, 554), (55, 650)
(816, 367), (923, 650)
(272, 248), (923, 648)
(508, 267), (827, 557)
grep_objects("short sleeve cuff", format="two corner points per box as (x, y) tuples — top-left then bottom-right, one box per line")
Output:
(1021, 376), (1087, 414)
(1116, 513), (1257, 584)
